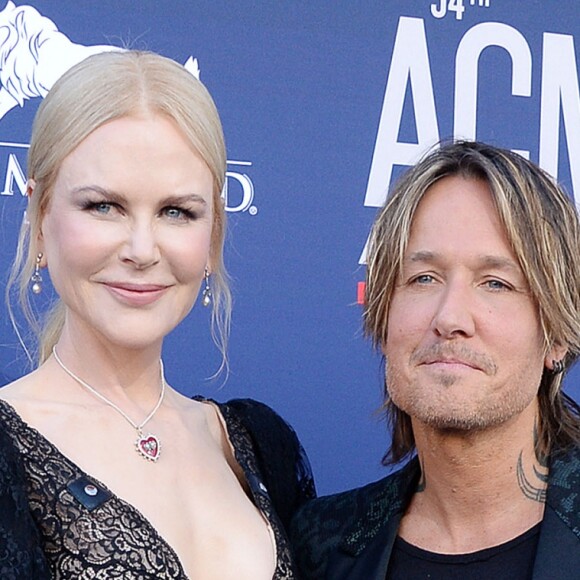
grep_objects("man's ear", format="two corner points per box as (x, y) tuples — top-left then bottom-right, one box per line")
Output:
(545, 342), (568, 370)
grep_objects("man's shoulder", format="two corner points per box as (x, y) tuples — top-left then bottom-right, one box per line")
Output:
(547, 444), (580, 538)
(290, 458), (419, 578)
(292, 463), (411, 526)
(530, 445), (580, 578)
(549, 443), (580, 484)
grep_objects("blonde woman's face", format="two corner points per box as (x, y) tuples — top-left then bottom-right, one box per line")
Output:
(38, 114), (214, 350)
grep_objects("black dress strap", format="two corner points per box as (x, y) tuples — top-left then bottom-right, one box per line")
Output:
(220, 398), (316, 532)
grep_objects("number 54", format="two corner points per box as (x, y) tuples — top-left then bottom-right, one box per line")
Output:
(431, 0), (465, 20)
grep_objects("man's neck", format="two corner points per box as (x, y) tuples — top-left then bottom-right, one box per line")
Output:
(398, 402), (547, 553)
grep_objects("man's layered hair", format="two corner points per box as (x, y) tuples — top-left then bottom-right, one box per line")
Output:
(364, 140), (580, 465)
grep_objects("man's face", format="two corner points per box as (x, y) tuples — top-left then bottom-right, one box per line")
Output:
(383, 176), (558, 432)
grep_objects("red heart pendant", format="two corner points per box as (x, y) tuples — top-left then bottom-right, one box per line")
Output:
(136, 433), (161, 462)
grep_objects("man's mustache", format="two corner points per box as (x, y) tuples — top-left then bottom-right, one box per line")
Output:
(409, 343), (498, 375)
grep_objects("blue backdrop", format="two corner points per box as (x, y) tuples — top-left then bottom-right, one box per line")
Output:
(0, 0), (579, 495)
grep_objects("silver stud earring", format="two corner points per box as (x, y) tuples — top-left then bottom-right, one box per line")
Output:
(202, 268), (212, 307)
(552, 359), (565, 374)
(31, 253), (43, 294)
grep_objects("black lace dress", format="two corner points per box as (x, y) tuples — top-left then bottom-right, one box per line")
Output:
(0, 397), (315, 579)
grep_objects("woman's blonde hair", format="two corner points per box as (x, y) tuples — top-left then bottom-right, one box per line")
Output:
(7, 50), (231, 367)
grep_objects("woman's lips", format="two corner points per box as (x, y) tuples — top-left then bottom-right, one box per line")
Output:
(103, 282), (171, 306)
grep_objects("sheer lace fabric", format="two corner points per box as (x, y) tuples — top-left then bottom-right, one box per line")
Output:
(0, 398), (312, 579)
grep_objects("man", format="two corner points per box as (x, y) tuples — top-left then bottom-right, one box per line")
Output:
(291, 141), (580, 579)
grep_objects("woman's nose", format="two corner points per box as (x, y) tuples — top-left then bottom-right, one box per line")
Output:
(119, 221), (161, 269)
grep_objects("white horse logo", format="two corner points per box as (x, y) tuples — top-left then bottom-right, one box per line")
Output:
(0, 1), (199, 120)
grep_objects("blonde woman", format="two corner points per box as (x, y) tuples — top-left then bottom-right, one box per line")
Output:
(0, 50), (314, 579)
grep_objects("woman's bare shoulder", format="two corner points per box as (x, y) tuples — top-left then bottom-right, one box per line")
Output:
(0, 370), (43, 401)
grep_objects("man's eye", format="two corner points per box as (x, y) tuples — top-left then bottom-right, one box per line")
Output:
(412, 274), (434, 284)
(485, 279), (510, 291)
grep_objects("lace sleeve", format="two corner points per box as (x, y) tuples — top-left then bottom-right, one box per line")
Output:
(0, 427), (51, 580)
(222, 399), (316, 532)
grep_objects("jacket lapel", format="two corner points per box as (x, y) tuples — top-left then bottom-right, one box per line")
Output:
(326, 458), (420, 580)
(532, 447), (580, 579)
(325, 516), (399, 579)
(532, 506), (580, 579)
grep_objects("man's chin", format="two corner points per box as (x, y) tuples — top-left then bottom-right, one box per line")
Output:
(413, 409), (508, 433)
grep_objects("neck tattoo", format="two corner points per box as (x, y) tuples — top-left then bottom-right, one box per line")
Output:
(52, 346), (165, 462)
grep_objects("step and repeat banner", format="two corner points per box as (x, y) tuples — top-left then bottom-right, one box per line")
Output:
(0, 1), (579, 494)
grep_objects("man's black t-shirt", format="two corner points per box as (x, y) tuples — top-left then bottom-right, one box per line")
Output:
(387, 522), (541, 580)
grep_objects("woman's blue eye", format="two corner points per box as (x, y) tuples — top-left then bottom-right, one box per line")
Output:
(82, 201), (114, 214)
(94, 203), (112, 214)
(163, 207), (196, 220)
(165, 207), (183, 219)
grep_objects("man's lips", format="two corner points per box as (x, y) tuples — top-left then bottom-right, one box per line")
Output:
(411, 345), (498, 375)
(421, 358), (482, 372)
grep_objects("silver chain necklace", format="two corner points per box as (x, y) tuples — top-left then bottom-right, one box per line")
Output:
(52, 346), (165, 462)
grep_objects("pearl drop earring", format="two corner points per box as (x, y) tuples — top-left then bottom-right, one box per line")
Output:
(30, 253), (43, 294)
(202, 268), (212, 307)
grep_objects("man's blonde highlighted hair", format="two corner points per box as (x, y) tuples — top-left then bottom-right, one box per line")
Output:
(364, 140), (580, 464)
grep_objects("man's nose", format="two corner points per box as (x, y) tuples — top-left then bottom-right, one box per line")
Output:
(430, 282), (476, 339)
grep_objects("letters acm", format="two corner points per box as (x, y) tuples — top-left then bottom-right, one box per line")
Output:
(365, 16), (580, 220)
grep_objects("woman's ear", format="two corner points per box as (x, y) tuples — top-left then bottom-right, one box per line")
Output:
(27, 178), (46, 253)
(26, 178), (35, 197)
